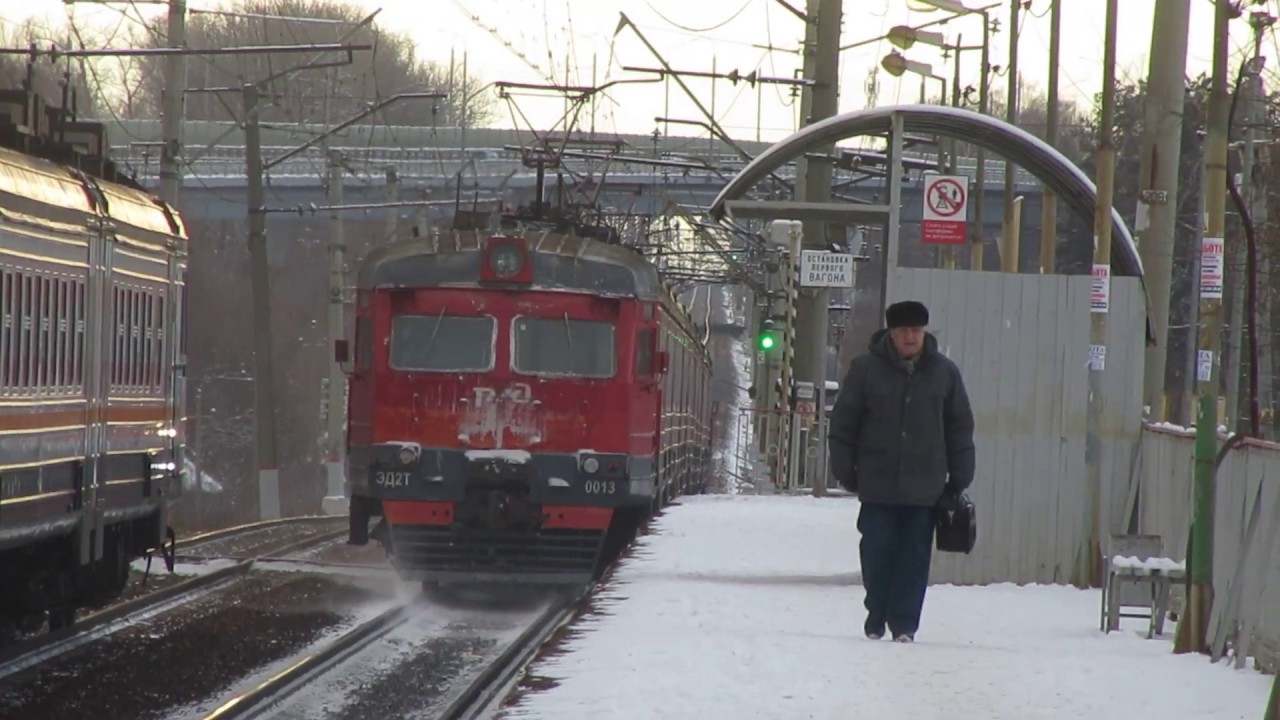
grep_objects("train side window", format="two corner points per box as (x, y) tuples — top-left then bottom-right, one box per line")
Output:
(512, 315), (615, 378)
(389, 314), (495, 372)
(0, 271), (7, 392)
(73, 280), (85, 389)
(635, 328), (654, 376)
(1, 270), (12, 390)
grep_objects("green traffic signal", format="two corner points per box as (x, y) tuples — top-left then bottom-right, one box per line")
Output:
(758, 332), (776, 351)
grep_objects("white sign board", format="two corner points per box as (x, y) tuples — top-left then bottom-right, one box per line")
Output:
(799, 250), (854, 288)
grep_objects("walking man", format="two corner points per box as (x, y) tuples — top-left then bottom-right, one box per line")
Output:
(827, 300), (975, 643)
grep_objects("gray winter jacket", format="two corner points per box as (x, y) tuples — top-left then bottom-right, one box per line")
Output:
(827, 329), (976, 507)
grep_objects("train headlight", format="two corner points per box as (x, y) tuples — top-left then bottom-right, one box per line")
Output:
(489, 243), (525, 278)
(398, 445), (419, 465)
(582, 457), (600, 474)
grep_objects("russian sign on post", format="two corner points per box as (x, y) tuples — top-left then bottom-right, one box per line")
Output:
(1199, 237), (1224, 300)
(798, 250), (854, 288)
(921, 174), (969, 245)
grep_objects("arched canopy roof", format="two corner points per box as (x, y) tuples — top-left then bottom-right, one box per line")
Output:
(707, 104), (1146, 287)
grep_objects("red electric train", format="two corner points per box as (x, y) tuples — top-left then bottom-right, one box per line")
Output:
(341, 221), (714, 584)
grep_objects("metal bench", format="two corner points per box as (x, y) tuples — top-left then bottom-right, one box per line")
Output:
(1100, 533), (1187, 638)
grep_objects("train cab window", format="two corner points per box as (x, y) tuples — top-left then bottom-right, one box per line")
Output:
(389, 314), (495, 372)
(635, 328), (655, 376)
(512, 316), (615, 378)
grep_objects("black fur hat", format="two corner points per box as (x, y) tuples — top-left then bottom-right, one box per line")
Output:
(885, 300), (929, 329)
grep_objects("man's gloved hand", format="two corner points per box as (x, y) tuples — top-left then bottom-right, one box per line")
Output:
(838, 470), (858, 495)
(938, 481), (962, 510)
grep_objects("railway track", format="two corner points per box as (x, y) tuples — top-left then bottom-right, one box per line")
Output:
(436, 593), (583, 720)
(196, 585), (587, 720)
(0, 526), (348, 680)
(197, 605), (410, 720)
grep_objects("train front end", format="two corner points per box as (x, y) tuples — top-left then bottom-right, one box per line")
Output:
(344, 231), (664, 584)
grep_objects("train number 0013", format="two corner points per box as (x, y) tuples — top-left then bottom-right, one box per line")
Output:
(374, 471), (411, 487)
(583, 480), (616, 494)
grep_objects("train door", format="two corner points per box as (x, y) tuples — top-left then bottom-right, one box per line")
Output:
(79, 213), (113, 565)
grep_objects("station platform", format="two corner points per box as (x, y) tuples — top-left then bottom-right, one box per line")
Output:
(496, 493), (1271, 720)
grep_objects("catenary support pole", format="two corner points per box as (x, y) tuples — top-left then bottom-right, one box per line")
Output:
(1084, 0), (1119, 589)
(322, 150), (347, 514)
(791, 0), (842, 493)
(999, 0), (1020, 273)
(1137, 0), (1192, 422)
(243, 83), (281, 520)
(1181, 0), (1232, 656)
(1038, 0), (1060, 275)
(970, 11), (991, 271)
(159, 0), (187, 208)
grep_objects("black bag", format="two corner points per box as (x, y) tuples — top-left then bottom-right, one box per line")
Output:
(934, 492), (976, 554)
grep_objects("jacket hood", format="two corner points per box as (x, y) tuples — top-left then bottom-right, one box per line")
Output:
(868, 328), (940, 364)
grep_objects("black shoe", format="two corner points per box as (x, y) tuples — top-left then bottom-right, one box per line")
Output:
(893, 632), (915, 643)
(864, 616), (885, 640)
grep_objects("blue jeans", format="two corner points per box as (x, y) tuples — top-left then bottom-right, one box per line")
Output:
(857, 502), (935, 636)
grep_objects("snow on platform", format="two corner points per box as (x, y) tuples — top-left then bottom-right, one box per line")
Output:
(498, 494), (1272, 720)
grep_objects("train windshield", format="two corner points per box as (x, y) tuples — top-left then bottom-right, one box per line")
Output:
(512, 315), (615, 378)
(389, 314), (495, 372)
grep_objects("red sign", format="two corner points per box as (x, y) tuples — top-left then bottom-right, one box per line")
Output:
(921, 175), (969, 245)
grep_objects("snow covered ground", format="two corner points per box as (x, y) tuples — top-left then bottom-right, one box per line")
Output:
(498, 494), (1273, 720)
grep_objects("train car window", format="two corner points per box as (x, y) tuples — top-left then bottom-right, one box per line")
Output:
(389, 314), (494, 372)
(512, 316), (615, 378)
(635, 328), (654, 376)
(0, 270), (9, 392)
(73, 280), (85, 388)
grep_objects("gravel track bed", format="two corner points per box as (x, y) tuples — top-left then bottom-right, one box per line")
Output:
(264, 588), (562, 720)
(0, 572), (392, 720)
(182, 518), (344, 558)
(322, 634), (498, 720)
(291, 540), (392, 567)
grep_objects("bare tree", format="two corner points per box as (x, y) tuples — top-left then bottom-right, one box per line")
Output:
(0, 19), (99, 117)
(125, 0), (493, 127)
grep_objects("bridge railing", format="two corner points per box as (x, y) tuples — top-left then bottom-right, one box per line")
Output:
(108, 142), (1042, 186)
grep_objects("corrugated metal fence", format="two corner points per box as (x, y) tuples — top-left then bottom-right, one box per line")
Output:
(1140, 426), (1280, 673)
(885, 267), (1147, 587)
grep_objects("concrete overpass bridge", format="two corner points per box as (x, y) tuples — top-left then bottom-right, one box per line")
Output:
(98, 117), (1048, 238)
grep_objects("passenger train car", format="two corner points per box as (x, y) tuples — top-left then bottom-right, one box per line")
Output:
(0, 143), (188, 638)
(342, 223), (714, 584)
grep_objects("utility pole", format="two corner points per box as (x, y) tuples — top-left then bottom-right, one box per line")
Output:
(999, 0), (1020, 274)
(1226, 14), (1272, 432)
(1137, 0), (1192, 422)
(969, 10), (991, 271)
(1181, 0), (1232, 657)
(1039, 0), (1060, 275)
(243, 82), (281, 520)
(322, 150), (346, 514)
(791, 0), (841, 495)
(1084, 0), (1119, 588)
(159, 0), (187, 208)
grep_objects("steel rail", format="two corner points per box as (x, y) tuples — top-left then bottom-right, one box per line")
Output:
(0, 529), (348, 679)
(198, 605), (409, 720)
(175, 515), (345, 552)
(436, 588), (589, 720)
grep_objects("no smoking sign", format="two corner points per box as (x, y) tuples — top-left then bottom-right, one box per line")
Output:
(921, 174), (969, 245)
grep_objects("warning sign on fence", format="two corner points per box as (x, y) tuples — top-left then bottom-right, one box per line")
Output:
(921, 174), (969, 245)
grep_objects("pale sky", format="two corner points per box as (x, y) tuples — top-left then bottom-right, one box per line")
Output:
(6, 0), (1257, 142)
